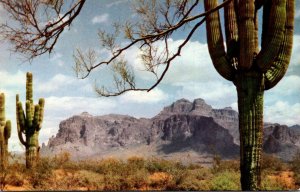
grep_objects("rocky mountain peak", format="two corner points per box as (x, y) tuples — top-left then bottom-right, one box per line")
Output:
(157, 98), (214, 118)
(191, 98), (213, 116)
(41, 97), (300, 162)
(80, 112), (93, 117)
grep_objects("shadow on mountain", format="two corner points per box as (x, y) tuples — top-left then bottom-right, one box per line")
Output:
(157, 114), (239, 159)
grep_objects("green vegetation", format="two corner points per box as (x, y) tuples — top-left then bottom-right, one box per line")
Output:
(16, 72), (45, 168)
(0, 93), (11, 170)
(0, 153), (298, 191)
(290, 152), (300, 186)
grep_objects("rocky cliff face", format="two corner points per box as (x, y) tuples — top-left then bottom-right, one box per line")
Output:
(155, 98), (239, 143)
(45, 113), (152, 156)
(42, 98), (299, 162)
(263, 124), (300, 161)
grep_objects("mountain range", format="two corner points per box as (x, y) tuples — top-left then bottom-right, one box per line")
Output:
(41, 98), (300, 162)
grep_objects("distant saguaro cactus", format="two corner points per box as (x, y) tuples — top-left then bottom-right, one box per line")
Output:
(0, 93), (11, 170)
(204, 0), (294, 190)
(16, 72), (45, 168)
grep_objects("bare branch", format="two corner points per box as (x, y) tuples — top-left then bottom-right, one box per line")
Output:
(1, 0), (233, 97)
(0, 0), (86, 60)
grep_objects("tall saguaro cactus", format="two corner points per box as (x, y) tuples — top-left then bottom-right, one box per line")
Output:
(0, 93), (11, 170)
(16, 72), (45, 168)
(204, 0), (294, 190)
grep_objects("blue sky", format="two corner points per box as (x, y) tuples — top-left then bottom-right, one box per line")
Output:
(0, 0), (300, 151)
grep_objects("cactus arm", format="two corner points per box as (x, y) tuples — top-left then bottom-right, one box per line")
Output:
(224, 1), (238, 55)
(0, 93), (5, 124)
(256, 0), (287, 72)
(16, 102), (27, 146)
(33, 105), (40, 130)
(237, 0), (256, 70)
(0, 92), (10, 170)
(26, 101), (33, 129)
(204, 0), (235, 81)
(17, 72), (45, 168)
(37, 98), (45, 131)
(264, 0), (294, 90)
(17, 102), (26, 132)
(26, 72), (33, 103)
(4, 120), (11, 140)
(17, 122), (27, 146)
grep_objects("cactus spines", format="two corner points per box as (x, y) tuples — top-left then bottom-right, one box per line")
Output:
(0, 93), (11, 170)
(16, 72), (45, 168)
(204, 0), (294, 190)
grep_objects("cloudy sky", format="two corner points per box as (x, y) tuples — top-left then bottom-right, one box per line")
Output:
(0, 0), (299, 151)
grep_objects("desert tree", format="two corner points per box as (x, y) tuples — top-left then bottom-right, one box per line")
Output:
(0, 0), (295, 190)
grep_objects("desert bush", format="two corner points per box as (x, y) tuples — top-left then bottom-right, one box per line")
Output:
(27, 157), (54, 189)
(6, 172), (24, 186)
(123, 168), (150, 189)
(290, 152), (300, 186)
(103, 173), (123, 190)
(261, 176), (285, 190)
(261, 153), (287, 172)
(127, 156), (146, 170)
(149, 171), (173, 190)
(212, 159), (240, 174)
(95, 158), (126, 175)
(53, 152), (71, 166)
(174, 169), (212, 191)
(146, 158), (184, 174)
(210, 170), (241, 190)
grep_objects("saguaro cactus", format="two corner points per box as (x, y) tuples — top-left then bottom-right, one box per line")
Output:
(204, 0), (294, 190)
(16, 72), (45, 168)
(0, 93), (11, 170)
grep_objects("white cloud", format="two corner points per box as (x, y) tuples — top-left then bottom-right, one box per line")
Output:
(36, 74), (77, 93)
(290, 35), (300, 68)
(265, 101), (300, 126)
(92, 13), (109, 24)
(175, 81), (236, 109)
(119, 88), (168, 103)
(295, 9), (300, 18)
(124, 39), (223, 85)
(106, 0), (126, 8)
(45, 96), (116, 115)
(271, 75), (300, 96)
(50, 53), (65, 67)
(0, 70), (25, 88)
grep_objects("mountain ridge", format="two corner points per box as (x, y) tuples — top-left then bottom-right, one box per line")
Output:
(41, 98), (300, 162)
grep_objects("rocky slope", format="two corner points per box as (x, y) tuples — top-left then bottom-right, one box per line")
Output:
(41, 98), (300, 162)
(263, 124), (300, 161)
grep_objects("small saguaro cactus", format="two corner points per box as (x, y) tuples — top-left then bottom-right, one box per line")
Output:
(16, 72), (45, 168)
(0, 93), (11, 170)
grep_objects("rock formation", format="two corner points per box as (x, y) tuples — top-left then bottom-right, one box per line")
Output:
(41, 98), (300, 162)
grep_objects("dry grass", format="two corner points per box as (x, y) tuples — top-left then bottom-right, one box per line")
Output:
(1, 152), (299, 191)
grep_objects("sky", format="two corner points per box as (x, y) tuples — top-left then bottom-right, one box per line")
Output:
(0, 0), (299, 152)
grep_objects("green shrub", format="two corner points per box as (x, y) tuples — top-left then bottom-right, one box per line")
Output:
(75, 170), (104, 190)
(122, 169), (150, 189)
(103, 173), (123, 190)
(127, 156), (145, 170)
(175, 169), (212, 191)
(146, 158), (184, 173)
(261, 176), (285, 190)
(210, 171), (241, 190)
(290, 152), (300, 186)
(95, 158), (126, 175)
